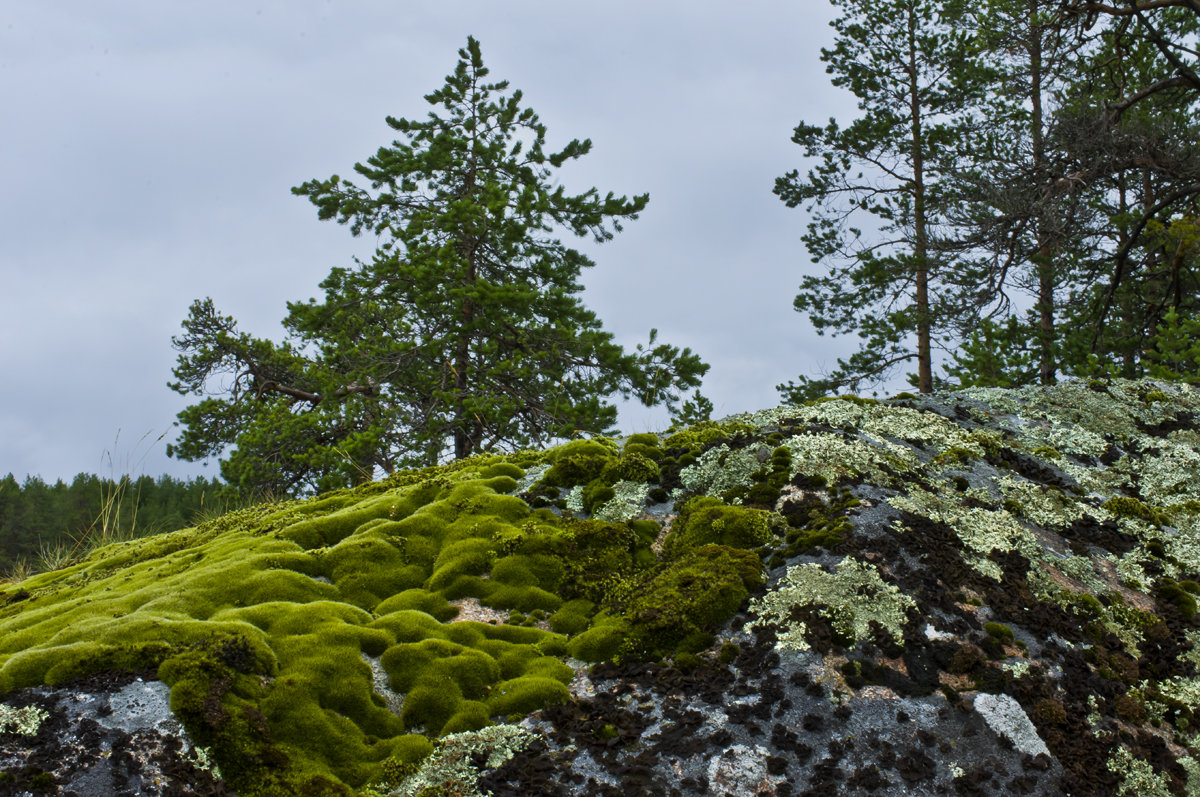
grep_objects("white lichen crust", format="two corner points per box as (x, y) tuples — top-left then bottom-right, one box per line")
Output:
(973, 692), (1049, 758)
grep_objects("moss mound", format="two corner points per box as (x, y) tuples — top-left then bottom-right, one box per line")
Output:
(0, 428), (764, 794)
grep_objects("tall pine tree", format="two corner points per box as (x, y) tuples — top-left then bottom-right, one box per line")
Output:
(170, 38), (707, 496)
(776, 0), (992, 401)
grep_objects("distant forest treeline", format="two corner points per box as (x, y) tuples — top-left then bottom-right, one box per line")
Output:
(0, 472), (232, 575)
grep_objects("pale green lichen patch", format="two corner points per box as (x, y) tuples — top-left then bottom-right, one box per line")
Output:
(747, 557), (915, 652)
(811, 401), (984, 456)
(1108, 745), (1176, 797)
(889, 486), (1040, 579)
(994, 474), (1092, 529)
(782, 432), (916, 486)
(384, 723), (534, 797)
(1017, 419), (1110, 460)
(0, 702), (48, 735)
(677, 443), (769, 500)
(1137, 439), (1200, 503)
(594, 480), (652, 522)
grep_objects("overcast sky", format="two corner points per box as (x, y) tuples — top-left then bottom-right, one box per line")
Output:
(1, 1), (872, 484)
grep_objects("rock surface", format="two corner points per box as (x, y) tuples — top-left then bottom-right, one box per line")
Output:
(3, 379), (1200, 795)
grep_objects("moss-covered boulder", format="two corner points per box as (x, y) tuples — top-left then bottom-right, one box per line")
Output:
(9, 379), (1200, 796)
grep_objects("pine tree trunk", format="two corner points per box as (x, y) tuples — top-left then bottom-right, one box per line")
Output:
(454, 150), (479, 460)
(1029, 9), (1057, 385)
(908, 6), (933, 394)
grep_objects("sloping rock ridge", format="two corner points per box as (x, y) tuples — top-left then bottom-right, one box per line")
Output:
(4, 379), (1200, 795)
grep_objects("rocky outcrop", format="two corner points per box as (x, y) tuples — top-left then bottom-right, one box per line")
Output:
(3, 379), (1200, 795)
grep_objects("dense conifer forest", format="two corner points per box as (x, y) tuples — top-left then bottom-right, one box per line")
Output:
(0, 473), (230, 576)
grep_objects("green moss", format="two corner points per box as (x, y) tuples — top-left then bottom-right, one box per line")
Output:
(280, 492), (423, 550)
(535, 634), (569, 657)
(555, 519), (643, 605)
(581, 479), (617, 514)
(486, 676), (570, 716)
(619, 545), (763, 658)
(440, 700), (491, 734)
(391, 734), (434, 766)
(490, 555), (538, 587)
(545, 438), (619, 462)
(427, 538), (495, 592)
(567, 619), (629, 662)
(322, 537), (423, 610)
(1103, 496), (1170, 527)
(984, 622), (1015, 643)
(664, 497), (773, 558)
(624, 433), (662, 450)
(381, 639), (462, 692)
(1031, 446), (1062, 461)
(479, 463), (525, 480)
(1158, 579), (1199, 619)
(664, 421), (744, 453)
(522, 656), (574, 684)
(931, 447), (979, 467)
(477, 475), (520, 494)
(426, 649), (501, 700)
(375, 590), (459, 623)
(612, 453), (661, 483)
(439, 575), (495, 602)
(400, 678), (463, 734)
(485, 584), (563, 614)
(548, 599), (594, 636)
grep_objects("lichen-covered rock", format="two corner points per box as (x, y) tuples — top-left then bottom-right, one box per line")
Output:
(5, 380), (1200, 795)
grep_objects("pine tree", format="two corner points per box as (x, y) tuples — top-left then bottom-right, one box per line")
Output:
(1051, 13), (1200, 377)
(169, 38), (707, 496)
(944, 316), (1039, 387)
(954, 0), (1093, 385)
(1145, 306), (1200, 383)
(775, 0), (993, 401)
